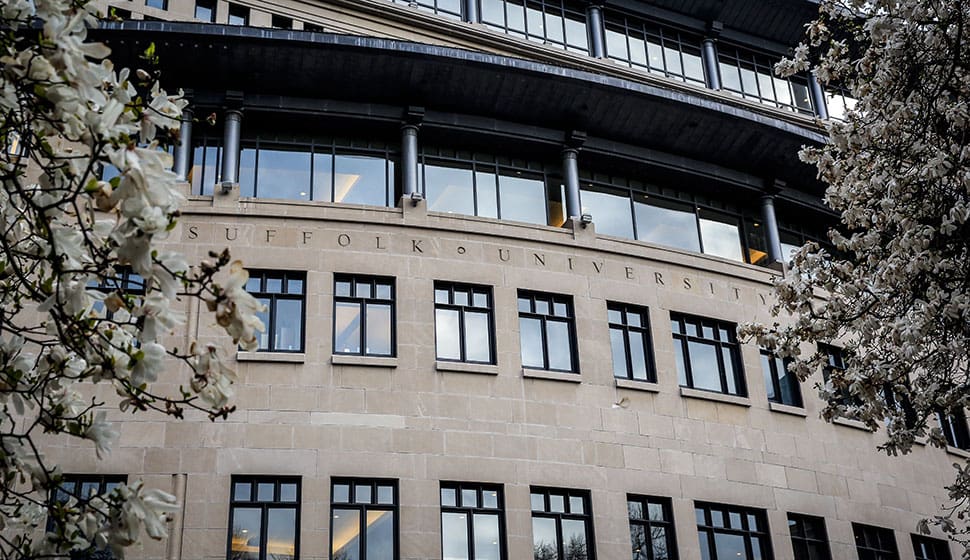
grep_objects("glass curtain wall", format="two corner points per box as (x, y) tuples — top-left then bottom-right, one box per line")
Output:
(480, 0), (589, 53)
(717, 44), (814, 115)
(605, 14), (705, 86)
(390, 0), (463, 20)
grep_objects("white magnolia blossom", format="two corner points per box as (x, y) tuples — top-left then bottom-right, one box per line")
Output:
(0, 0), (263, 558)
(742, 0), (970, 552)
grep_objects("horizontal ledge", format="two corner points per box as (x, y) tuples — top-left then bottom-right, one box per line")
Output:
(680, 387), (750, 407)
(946, 446), (970, 459)
(831, 417), (872, 432)
(236, 351), (305, 363)
(615, 378), (660, 393)
(435, 361), (499, 375)
(522, 368), (582, 383)
(331, 355), (398, 368)
(768, 402), (807, 417)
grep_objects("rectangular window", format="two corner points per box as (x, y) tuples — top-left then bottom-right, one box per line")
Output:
(608, 303), (655, 383)
(194, 0), (216, 21)
(717, 44), (814, 115)
(49, 475), (127, 557)
(939, 409), (970, 450)
(228, 477), (300, 560)
(91, 268), (145, 317)
(145, 0), (168, 9)
(820, 344), (857, 407)
(481, 0), (589, 54)
(913, 535), (951, 560)
(604, 16), (705, 86)
(390, 0), (463, 20)
(671, 313), (745, 396)
(245, 270), (305, 352)
(695, 503), (771, 560)
(334, 275), (395, 357)
(303, 22), (323, 32)
(518, 291), (577, 373)
(788, 513), (831, 560)
(441, 482), (506, 560)
(271, 14), (293, 28)
(853, 523), (899, 560)
(627, 495), (676, 560)
(228, 3), (249, 25)
(435, 282), (495, 364)
(761, 349), (802, 407)
(530, 487), (594, 560)
(331, 478), (398, 560)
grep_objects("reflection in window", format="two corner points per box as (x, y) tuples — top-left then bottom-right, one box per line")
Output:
(531, 487), (593, 560)
(788, 513), (831, 560)
(627, 495), (676, 560)
(939, 409), (970, 450)
(481, 0), (588, 53)
(853, 523), (899, 560)
(581, 187), (635, 239)
(227, 3), (249, 25)
(761, 349), (802, 407)
(696, 503), (770, 560)
(194, 0), (216, 21)
(420, 148), (562, 226)
(390, 0), (463, 20)
(518, 291), (577, 373)
(717, 45), (814, 114)
(190, 134), (221, 195)
(605, 15), (705, 86)
(334, 275), (395, 357)
(913, 535), (951, 560)
(441, 483), (505, 560)
(608, 302), (655, 383)
(634, 196), (700, 253)
(698, 211), (744, 262)
(671, 313), (745, 396)
(825, 88), (857, 121)
(331, 479), (397, 560)
(228, 477), (299, 560)
(145, 0), (168, 9)
(245, 270), (305, 352)
(435, 282), (494, 364)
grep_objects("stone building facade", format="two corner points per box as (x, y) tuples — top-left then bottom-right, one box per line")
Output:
(47, 1), (969, 559)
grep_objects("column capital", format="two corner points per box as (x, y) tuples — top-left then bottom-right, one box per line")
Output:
(762, 178), (786, 196)
(706, 20), (723, 37)
(564, 130), (587, 151)
(402, 105), (425, 128)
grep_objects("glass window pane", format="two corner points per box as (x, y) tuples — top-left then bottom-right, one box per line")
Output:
(426, 163), (475, 215)
(683, 51), (705, 82)
(546, 320), (574, 371)
(520, 317), (544, 369)
(652, 527), (669, 560)
(230, 508), (262, 560)
(535, 299), (550, 315)
(507, 1), (525, 33)
(462, 488), (478, 508)
(674, 340), (688, 386)
(714, 533), (746, 559)
(581, 188), (634, 238)
(518, 297), (532, 313)
(610, 327), (629, 378)
(565, 17), (588, 51)
(474, 513), (501, 560)
(606, 28), (628, 59)
(442, 512), (469, 560)
(239, 147), (256, 197)
(454, 290), (469, 307)
(498, 174), (546, 225)
(465, 311), (492, 363)
(474, 171), (499, 219)
(723, 347), (739, 394)
(532, 517), (559, 560)
(729, 512), (743, 529)
(549, 494), (565, 513)
(629, 332), (649, 381)
(365, 303), (393, 355)
(435, 288), (450, 304)
(442, 487), (457, 507)
(333, 484), (350, 503)
(481, 0), (503, 25)
(778, 360), (801, 406)
(436, 308), (462, 360)
(545, 12), (564, 43)
(331, 508), (360, 560)
(312, 152), (334, 202)
(266, 277), (283, 293)
(647, 38), (664, 70)
(280, 483), (298, 503)
(761, 354), (777, 402)
(569, 496), (584, 514)
(257, 148), (311, 200)
(355, 484), (371, 504)
(267, 508), (297, 560)
(482, 489), (498, 509)
(336, 280), (352, 297)
(366, 510), (395, 560)
(334, 154), (388, 206)
(335, 301), (362, 354)
(531, 493), (545, 512)
(740, 66), (759, 96)
(376, 282), (392, 300)
(629, 35), (647, 66)
(561, 519), (589, 560)
(631, 525), (649, 560)
(356, 282), (372, 299)
(628, 500), (644, 520)
(700, 216), (744, 261)
(377, 485), (394, 505)
(635, 198), (700, 252)
(553, 302), (568, 317)
(627, 312), (641, 328)
(647, 502), (665, 521)
(233, 482), (252, 502)
(472, 291), (488, 308)
(608, 308), (623, 324)
(257, 482), (274, 501)
(286, 277), (303, 294)
(274, 299), (303, 351)
(719, 62), (741, 92)
(699, 532), (712, 560)
(663, 45), (682, 76)
(688, 341), (722, 391)
(792, 82), (814, 113)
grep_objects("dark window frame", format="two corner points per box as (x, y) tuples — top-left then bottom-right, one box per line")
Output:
(670, 312), (746, 396)
(480, 0), (590, 54)
(434, 281), (496, 364)
(608, 302), (656, 383)
(787, 513), (832, 560)
(939, 408), (970, 450)
(145, 0), (168, 9)
(530, 486), (596, 560)
(227, 3), (249, 25)
(517, 290), (578, 373)
(391, 0), (464, 20)
(912, 534), (951, 560)
(271, 14), (293, 28)
(330, 478), (399, 560)
(194, 0), (216, 22)
(49, 474), (128, 558)
(440, 481), (507, 560)
(760, 349), (803, 407)
(245, 270), (306, 353)
(604, 13), (706, 86)
(820, 344), (858, 407)
(716, 43), (815, 115)
(695, 502), (772, 560)
(333, 274), (397, 357)
(852, 523), (899, 560)
(627, 494), (677, 560)
(226, 476), (301, 560)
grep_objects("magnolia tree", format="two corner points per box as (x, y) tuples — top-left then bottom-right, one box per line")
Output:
(0, 0), (262, 558)
(742, 0), (970, 550)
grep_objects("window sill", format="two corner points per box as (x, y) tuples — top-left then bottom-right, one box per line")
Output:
(832, 417), (872, 432)
(946, 446), (970, 459)
(680, 387), (750, 407)
(435, 361), (499, 375)
(615, 378), (660, 393)
(522, 368), (581, 383)
(768, 402), (807, 417)
(236, 351), (305, 363)
(331, 355), (398, 368)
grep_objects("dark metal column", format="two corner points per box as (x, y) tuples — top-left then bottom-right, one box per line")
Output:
(562, 148), (581, 219)
(173, 107), (193, 182)
(401, 106), (424, 199)
(586, 4), (606, 58)
(702, 21), (722, 90)
(220, 109), (242, 185)
(809, 73), (829, 120)
(463, 0), (478, 23)
(761, 189), (784, 264)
